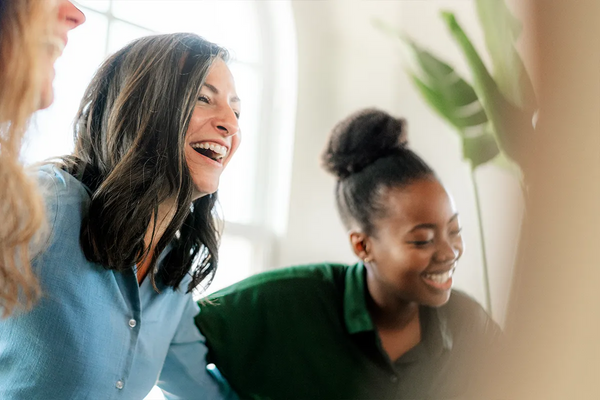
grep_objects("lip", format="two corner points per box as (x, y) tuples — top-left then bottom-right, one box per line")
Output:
(420, 266), (455, 291)
(189, 145), (225, 168)
(60, 33), (68, 48)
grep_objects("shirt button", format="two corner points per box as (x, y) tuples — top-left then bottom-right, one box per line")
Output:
(128, 319), (137, 328)
(390, 375), (398, 383)
(116, 380), (124, 390)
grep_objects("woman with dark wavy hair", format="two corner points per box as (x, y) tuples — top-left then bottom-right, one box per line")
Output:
(0, 33), (240, 399)
(196, 109), (500, 399)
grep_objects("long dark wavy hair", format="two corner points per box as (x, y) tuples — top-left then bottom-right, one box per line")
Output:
(62, 33), (229, 292)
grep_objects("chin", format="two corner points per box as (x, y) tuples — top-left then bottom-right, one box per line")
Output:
(38, 91), (54, 110)
(424, 292), (452, 308)
(191, 181), (219, 199)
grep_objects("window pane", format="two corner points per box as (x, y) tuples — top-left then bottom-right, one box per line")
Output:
(218, 64), (262, 224)
(75, 0), (110, 13)
(195, 234), (254, 299)
(111, 0), (262, 64)
(22, 11), (109, 164)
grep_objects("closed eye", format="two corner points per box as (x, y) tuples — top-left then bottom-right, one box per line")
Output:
(408, 240), (434, 247)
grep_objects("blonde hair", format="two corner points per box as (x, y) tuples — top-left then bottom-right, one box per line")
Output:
(0, 0), (53, 316)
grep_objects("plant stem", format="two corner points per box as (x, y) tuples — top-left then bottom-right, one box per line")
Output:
(471, 167), (493, 317)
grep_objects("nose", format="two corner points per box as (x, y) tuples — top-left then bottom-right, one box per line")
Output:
(213, 107), (239, 137)
(59, 1), (86, 30)
(435, 239), (461, 264)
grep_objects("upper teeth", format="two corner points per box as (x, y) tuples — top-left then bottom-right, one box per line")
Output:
(191, 142), (227, 157)
(424, 269), (454, 284)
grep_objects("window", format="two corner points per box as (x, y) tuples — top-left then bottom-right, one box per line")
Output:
(23, 0), (297, 299)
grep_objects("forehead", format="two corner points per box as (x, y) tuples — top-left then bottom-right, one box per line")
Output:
(377, 179), (457, 229)
(205, 59), (235, 86)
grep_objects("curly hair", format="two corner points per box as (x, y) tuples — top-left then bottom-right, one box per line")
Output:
(322, 108), (434, 236)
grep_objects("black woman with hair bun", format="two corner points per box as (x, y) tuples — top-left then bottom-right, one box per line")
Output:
(195, 108), (501, 400)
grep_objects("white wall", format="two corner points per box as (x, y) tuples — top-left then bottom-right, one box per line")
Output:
(275, 0), (525, 325)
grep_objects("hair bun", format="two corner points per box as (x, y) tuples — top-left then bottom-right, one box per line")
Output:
(321, 108), (408, 179)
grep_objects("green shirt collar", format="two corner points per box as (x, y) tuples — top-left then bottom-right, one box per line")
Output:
(344, 262), (374, 334)
(343, 262), (454, 354)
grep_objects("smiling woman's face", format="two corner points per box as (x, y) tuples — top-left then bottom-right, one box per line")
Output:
(39, 0), (85, 109)
(364, 178), (464, 307)
(184, 58), (241, 199)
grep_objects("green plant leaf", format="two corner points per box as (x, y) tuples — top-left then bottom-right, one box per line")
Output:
(474, 0), (520, 103)
(404, 39), (488, 130)
(409, 73), (487, 133)
(462, 124), (500, 168)
(409, 72), (500, 168)
(441, 11), (533, 169)
(373, 17), (514, 174)
(474, 0), (537, 113)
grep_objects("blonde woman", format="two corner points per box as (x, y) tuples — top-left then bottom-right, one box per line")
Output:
(0, 0), (84, 316)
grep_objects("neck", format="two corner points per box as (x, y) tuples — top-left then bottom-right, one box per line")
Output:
(365, 271), (420, 331)
(137, 199), (177, 284)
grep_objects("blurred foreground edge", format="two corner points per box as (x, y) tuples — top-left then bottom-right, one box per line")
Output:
(487, 1), (600, 399)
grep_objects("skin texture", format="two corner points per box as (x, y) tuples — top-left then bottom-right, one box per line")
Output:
(184, 58), (241, 198)
(39, 0), (85, 109)
(349, 178), (463, 360)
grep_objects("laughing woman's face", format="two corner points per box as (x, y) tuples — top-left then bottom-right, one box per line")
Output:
(184, 58), (241, 198)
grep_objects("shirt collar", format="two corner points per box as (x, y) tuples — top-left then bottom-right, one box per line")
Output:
(344, 262), (374, 334)
(343, 262), (454, 354)
(398, 306), (454, 363)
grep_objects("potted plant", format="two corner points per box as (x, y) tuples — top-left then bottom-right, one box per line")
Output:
(376, 0), (537, 317)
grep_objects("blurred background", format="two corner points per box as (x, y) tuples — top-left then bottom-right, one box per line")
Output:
(23, 0), (524, 326)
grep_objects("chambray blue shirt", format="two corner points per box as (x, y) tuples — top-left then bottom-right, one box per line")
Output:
(0, 165), (236, 400)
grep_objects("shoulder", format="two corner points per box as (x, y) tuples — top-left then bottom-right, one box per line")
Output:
(29, 165), (93, 275)
(35, 164), (90, 206)
(34, 164), (90, 239)
(443, 290), (493, 324)
(442, 289), (502, 343)
(208, 262), (349, 299)
(197, 263), (350, 318)
(445, 290), (488, 314)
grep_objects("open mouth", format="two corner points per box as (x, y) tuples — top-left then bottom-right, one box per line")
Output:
(190, 142), (228, 163)
(44, 37), (66, 60)
(421, 268), (455, 290)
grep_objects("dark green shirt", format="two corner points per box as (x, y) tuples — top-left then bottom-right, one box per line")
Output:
(196, 263), (501, 400)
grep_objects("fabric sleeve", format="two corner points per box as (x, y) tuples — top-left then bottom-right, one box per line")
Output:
(157, 295), (239, 400)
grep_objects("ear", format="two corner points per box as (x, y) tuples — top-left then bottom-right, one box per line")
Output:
(349, 229), (371, 261)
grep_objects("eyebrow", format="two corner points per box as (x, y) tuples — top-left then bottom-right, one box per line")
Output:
(408, 213), (459, 232)
(203, 83), (241, 103)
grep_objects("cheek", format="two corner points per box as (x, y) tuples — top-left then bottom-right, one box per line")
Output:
(224, 134), (241, 166)
(37, 53), (56, 110)
(38, 71), (55, 110)
(454, 236), (465, 258)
